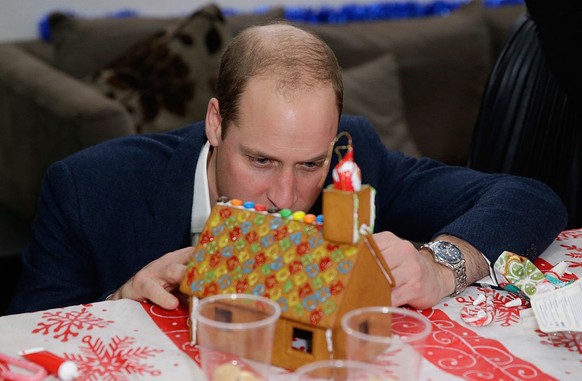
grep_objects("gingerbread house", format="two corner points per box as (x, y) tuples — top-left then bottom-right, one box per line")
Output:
(180, 183), (395, 370)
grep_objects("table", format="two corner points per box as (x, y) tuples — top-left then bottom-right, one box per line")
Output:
(1, 229), (581, 380)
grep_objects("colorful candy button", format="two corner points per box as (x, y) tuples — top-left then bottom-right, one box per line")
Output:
(268, 207), (280, 214)
(304, 214), (316, 224)
(280, 209), (293, 218)
(231, 199), (243, 206)
(254, 204), (267, 212)
(292, 211), (306, 221)
(243, 201), (255, 209)
(316, 214), (324, 224)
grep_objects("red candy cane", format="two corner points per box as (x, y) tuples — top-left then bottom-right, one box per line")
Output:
(461, 286), (495, 327)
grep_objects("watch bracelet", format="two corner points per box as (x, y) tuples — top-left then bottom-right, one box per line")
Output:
(421, 241), (467, 297)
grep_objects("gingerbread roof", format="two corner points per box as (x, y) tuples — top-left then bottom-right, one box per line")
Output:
(180, 201), (369, 327)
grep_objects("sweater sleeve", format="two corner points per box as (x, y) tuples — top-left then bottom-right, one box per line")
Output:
(340, 115), (567, 263)
(8, 161), (99, 313)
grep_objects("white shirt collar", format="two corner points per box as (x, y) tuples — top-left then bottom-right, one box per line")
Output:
(191, 142), (212, 244)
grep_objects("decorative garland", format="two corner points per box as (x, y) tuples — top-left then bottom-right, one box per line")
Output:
(39, 0), (524, 41)
(282, 0), (523, 23)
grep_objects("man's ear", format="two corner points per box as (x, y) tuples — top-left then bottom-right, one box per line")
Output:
(205, 98), (223, 146)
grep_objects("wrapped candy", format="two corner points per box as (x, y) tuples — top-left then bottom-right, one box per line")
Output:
(332, 146), (361, 192)
(494, 251), (573, 299)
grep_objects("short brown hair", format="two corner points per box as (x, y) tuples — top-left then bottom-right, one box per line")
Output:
(215, 22), (343, 138)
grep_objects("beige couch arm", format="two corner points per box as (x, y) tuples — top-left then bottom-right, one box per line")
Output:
(0, 43), (135, 221)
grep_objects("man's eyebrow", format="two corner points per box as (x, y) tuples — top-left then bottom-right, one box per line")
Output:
(304, 153), (329, 163)
(241, 146), (329, 163)
(240, 146), (276, 160)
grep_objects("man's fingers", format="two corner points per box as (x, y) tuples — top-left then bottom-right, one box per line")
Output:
(167, 246), (195, 264)
(165, 262), (187, 284)
(145, 280), (180, 310)
(111, 247), (194, 309)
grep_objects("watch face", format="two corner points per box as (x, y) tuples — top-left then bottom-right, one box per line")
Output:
(434, 241), (461, 263)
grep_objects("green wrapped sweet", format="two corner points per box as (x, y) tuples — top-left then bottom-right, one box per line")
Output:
(494, 251), (545, 297)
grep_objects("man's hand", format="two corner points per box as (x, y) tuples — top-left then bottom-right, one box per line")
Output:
(108, 246), (194, 310)
(373, 232), (489, 310)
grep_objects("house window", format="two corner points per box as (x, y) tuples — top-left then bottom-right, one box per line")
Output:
(292, 327), (313, 353)
(214, 307), (233, 323)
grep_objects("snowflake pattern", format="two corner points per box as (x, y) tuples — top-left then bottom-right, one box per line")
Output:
(456, 287), (527, 327)
(64, 335), (163, 381)
(559, 244), (582, 270)
(556, 228), (582, 241)
(32, 306), (113, 342)
(535, 330), (582, 358)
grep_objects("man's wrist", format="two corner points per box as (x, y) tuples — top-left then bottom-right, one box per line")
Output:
(435, 235), (489, 288)
(419, 247), (456, 297)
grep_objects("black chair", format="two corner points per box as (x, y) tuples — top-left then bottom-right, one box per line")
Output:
(468, 13), (582, 228)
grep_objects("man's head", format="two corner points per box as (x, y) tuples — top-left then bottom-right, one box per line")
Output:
(205, 23), (343, 211)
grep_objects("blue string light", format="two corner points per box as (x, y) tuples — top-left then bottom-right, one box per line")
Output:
(38, 0), (524, 41)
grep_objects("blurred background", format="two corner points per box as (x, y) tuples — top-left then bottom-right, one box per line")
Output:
(1, 0), (390, 41)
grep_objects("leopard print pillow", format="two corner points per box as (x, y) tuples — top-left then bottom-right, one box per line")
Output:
(88, 4), (230, 133)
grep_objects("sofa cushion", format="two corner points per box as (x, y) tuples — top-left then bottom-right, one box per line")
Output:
(49, 13), (174, 79)
(48, 7), (285, 80)
(343, 53), (419, 157)
(300, 1), (491, 164)
(86, 4), (230, 133)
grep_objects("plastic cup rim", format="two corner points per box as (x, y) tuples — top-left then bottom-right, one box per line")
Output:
(193, 293), (281, 331)
(340, 306), (432, 344)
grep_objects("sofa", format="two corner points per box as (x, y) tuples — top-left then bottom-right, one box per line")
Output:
(0, 1), (525, 314)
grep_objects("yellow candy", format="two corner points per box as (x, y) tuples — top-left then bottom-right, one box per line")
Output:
(292, 210), (306, 220)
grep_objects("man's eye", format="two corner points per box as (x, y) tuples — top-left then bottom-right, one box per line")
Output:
(303, 161), (325, 170)
(249, 156), (271, 166)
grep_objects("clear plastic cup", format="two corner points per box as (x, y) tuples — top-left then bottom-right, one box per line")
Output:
(193, 293), (281, 381)
(341, 307), (432, 381)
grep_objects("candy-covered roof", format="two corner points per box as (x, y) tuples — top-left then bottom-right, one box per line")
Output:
(181, 199), (364, 327)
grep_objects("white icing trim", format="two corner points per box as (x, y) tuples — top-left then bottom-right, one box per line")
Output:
(353, 194), (359, 243)
(369, 187), (376, 231)
(325, 328), (334, 354)
(190, 296), (199, 345)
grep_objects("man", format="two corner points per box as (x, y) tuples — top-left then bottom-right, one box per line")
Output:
(9, 24), (566, 314)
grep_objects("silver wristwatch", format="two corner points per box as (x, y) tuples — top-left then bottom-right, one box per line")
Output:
(421, 240), (467, 296)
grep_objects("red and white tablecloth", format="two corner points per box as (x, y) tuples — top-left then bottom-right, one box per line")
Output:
(1, 229), (581, 380)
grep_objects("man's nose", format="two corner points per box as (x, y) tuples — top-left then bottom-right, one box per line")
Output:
(267, 169), (298, 210)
